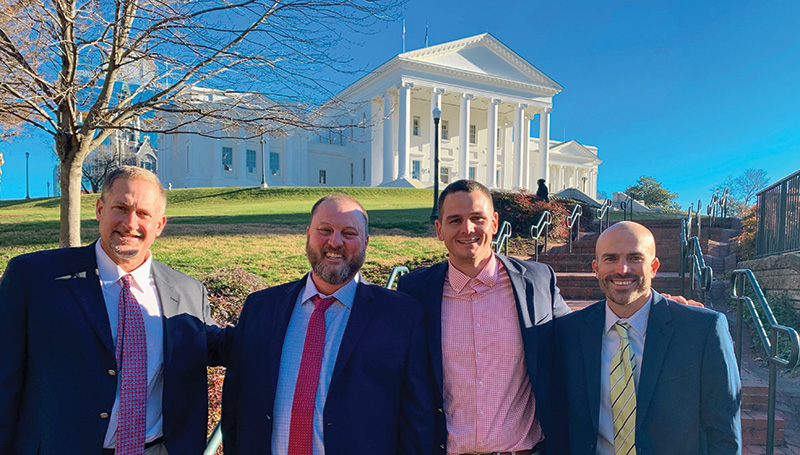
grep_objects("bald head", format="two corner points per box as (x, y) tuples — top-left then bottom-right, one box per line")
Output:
(592, 221), (660, 318)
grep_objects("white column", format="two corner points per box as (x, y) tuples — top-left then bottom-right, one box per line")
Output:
(590, 169), (597, 199)
(397, 82), (413, 180)
(538, 107), (551, 183)
(522, 116), (531, 190)
(382, 92), (394, 183)
(487, 98), (500, 188)
(574, 167), (580, 190)
(513, 103), (526, 188)
(559, 166), (566, 190)
(459, 93), (472, 180)
(430, 87), (444, 183)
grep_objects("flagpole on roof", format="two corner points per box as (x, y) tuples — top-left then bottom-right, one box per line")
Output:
(402, 18), (406, 52)
(425, 22), (428, 47)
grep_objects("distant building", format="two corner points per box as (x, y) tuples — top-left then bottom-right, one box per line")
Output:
(157, 33), (602, 197)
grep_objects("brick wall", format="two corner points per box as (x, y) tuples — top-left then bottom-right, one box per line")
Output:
(738, 253), (800, 311)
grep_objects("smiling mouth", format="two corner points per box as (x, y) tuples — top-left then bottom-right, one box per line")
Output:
(456, 238), (479, 245)
(114, 231), (142, 241)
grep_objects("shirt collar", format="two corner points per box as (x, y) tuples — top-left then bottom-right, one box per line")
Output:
(300, 272), (358, 310)
(94, 240), (153, 292)
(604, 292), (652, 339)
(446, 253), (499, 293)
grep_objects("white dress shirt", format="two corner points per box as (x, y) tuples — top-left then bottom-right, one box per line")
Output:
(596, 295), (652, 455)
(95, 241), (165, 448)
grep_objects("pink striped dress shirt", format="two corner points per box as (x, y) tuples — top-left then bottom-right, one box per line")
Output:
(441, 254), (543, 454)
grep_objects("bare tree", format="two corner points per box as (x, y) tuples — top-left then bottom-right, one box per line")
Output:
(0, 0), (398, 246)
(711, 168), (769, 216)
(81, 147), (121, 193)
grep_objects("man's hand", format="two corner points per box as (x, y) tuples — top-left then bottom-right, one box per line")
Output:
(662, 293), (704, 308)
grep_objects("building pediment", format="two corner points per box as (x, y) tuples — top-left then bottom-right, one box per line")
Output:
(548, 140), (601, 163)
(400, 33), (562, 94)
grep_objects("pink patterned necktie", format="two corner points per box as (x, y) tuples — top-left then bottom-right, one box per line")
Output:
(287, 294), (337, 455)
(115, 274), (147, 455)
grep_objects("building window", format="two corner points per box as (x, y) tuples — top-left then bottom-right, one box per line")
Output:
(469, 166), (476, 180)
(441, 120), (449, 141)
(143, 156), (156, 173)
(469, 124), (476, 144)
(362, 158), (367, 181)
(440, 166), (450, 185)
(246, 149), (256, 173)
(411, 160), (421, 180)
(269, 152), (280, 176)
(222, 147), (233, 171)
(319, 170), (327, 185)
(412, 116), (420, 136)
(350, 163), (354, 185)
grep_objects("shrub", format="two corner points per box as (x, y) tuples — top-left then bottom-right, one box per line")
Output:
(492, 190), (569, 241)
(203, 267), (266, 446)
(732, 205), (757, 260)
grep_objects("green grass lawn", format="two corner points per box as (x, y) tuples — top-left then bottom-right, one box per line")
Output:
(0, 187), (446, 283)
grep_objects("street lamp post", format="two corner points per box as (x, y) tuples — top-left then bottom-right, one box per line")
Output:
(47, 182), (50, 197)
(429, 106), (442, 223)
(260, 133), (268, 188)
(25, 151), (30, 199)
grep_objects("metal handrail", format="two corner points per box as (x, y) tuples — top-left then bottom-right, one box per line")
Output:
(707, 187), (729, 229)
(595, 198), (611, 233)
(204, 263), (415, 454)
(679, 218), (713, 303)
(530, 211), (552, 262)
(566, 204), (582, 253)
(492, 221), (513, 256)
(731, 269), (800, 455)
(620, 193), (634, 221)
(385, 266), (410, 289)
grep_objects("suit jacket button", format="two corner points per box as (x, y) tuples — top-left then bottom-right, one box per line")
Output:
(108, 369), (116, 376)
(440, 444), (445, 450)
(100, 412), (109, 419)
(438, 408), (444, 414)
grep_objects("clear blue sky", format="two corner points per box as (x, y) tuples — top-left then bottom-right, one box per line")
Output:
(2, 0), (799, 209)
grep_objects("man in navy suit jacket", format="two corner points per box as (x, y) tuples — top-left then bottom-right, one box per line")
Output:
(398, 180), (571, 454)
(221, 193), (435, 455)
(0, 166), (228, 455)
(554, 221), (741, 455)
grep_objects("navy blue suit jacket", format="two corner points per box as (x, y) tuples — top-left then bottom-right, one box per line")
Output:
(221, 275), (435, 455)
(0, 244), (228, 455)
(554, 291), (742, 455)
(397, 255), (571, 454)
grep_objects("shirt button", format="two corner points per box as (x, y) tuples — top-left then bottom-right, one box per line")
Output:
(475, 322), (481, 328)
(478, 381), (483, 386)
(477, 352), (482, 357)
(108, 369), (116, 376)
(99, 412), (109, 419)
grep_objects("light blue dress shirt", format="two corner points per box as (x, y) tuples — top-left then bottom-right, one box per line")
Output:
(271, 273), (358, 455)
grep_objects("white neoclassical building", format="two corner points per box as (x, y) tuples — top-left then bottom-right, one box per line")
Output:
(157, 33), (601, 197)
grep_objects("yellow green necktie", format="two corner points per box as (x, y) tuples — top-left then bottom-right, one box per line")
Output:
(610, 322), (637, 455)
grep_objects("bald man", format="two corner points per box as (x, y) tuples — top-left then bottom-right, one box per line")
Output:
(554, 221), (741, 455)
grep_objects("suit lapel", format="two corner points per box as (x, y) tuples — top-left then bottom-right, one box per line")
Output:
(152, 261), (181, 388)
(64, 243), (114, 354)
(424, 262), (447, 395)
(497, 256), (535, 328)
(636, 293), (673, 427)
(328, 282), (376, 391)
(581, 301), (605, 434)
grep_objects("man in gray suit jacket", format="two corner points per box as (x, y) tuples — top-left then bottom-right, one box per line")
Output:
(0, 166), (227, 455)
(554, 221), (741, 455)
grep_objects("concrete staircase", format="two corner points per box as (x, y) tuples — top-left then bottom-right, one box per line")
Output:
(534, 218), (691, 301)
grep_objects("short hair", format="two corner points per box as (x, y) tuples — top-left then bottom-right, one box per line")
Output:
(537, 179), (546, 184)
(437, 179), (494, 220)
(310, 193), (369, 235)
(101, 165), (167, 214)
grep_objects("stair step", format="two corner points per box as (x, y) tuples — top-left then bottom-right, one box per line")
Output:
(741, 410), (786, 446)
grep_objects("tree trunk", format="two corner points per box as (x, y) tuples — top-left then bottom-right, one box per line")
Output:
(57, 129), (88, 248)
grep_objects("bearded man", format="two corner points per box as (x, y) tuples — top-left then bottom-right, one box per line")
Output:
(221, 193), (435, 455)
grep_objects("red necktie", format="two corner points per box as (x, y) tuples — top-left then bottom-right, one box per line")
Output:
(287, 295), (336, 455)
(115, 275), (147, 455)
